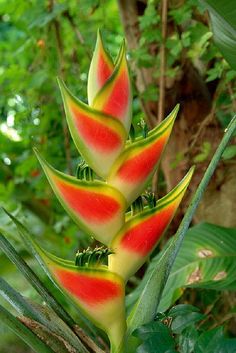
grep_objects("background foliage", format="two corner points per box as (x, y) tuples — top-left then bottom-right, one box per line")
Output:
(0, 0), (236, 352)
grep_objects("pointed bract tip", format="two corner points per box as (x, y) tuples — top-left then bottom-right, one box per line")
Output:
(178, 165), (195, 190)
(57, 77), (68, 98)
(188, 165), (195, 179)
(57, 76), (63, 88)
(173, 103), (180, 115)
(168, 104), (180, 121)
(114, 39), (126, 67)
(96, 28), (102, 46)
(57, 79), (82, 110)
(33, 147), (41, 160)
(33, 149), (53, 175)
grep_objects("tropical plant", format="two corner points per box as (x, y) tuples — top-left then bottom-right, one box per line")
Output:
(0, 30), (235, 353)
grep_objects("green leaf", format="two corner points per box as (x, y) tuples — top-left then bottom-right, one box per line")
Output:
(128, 223), (236, 313)
(218, 339), (236, 353)
(133, 321), (176, 353)
(158, 223), (236, 311)
(168, 305), (204, 334)
(222, 144), (236, 160)
(195, 327), (223, 353)
(201, 0), (236, 70)
(193, 142), (211, 163)
(178, 325), (199, 353)
(194, 327), (236, 353)
(126, 115), (236, 337)
(29, 3), (68, 28)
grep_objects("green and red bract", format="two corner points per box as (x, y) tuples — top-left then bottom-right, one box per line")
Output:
(107, 105), (179, 205)
(33, 31), (195, 353)
(49, 262), (126, 350)
(58, 79), (126, 178)
(87, 29), (114, 105)
(34, 149), (126, 245)
(20, 227), (126, 352)
(108, 167), (194, 282)
(92, 40), (132, 133)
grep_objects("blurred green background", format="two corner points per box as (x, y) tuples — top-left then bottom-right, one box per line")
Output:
(0, 0), (236, 351)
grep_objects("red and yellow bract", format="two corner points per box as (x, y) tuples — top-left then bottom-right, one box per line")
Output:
(34, 31), (194, 352)
(108, 167), (194, 281)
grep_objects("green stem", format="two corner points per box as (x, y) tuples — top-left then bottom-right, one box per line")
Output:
(0, 304), (54, 353)
(109, 321), (126, 353)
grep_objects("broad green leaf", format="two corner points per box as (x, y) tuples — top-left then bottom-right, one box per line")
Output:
(158, 223), (236, 311)
(194, 327), (236, 353)
(217, 340), (236, 353)
(195, 327), (224, 353)
(168, 305), (204, 334)
(178, 325), (199, 353)
(222, 144), (236, 160)
(201, 0), (236, 70)
(133, 321), (176, 353)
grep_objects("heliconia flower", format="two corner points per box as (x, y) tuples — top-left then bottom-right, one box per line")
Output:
(45, 257), (126, 351)
(13, 219), (126, 352)
(31, 31), (195, 353)
(107, 105), (179, 205)
(87, 29), (114, 106)
(92, 40), (132, 133)
(34, 149), (126, 245)
(108, 167), (194, 282)
(58, 79), (127, 178)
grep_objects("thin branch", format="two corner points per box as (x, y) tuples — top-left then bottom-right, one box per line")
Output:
(188, 79), (224, 152)
(48, 0), (73, 175)
(158, 0), (168, 123)
(64, 11), (92, 60)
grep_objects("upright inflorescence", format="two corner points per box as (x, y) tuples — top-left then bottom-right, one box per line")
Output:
(33, 30), (194, 352)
